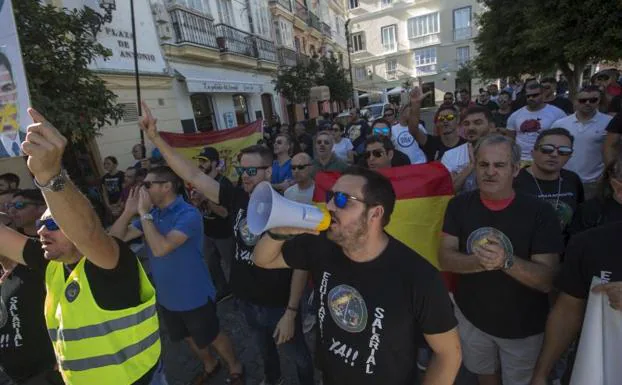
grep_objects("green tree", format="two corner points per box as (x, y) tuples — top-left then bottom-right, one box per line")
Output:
(273, 61), (318, 105)
(15, 0), (123, 142)
(316, 56), (353, 104)
(474, 0), (622, 99)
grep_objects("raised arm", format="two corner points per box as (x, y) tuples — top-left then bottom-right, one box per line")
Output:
(408, 87), (431, 147)
(139, 102), (221, 203)
(109, 187), (144, 242)
(22, 108), (119, 270)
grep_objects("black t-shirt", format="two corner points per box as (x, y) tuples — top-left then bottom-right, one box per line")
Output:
(443, 191), (564, 338)
(422, 135), (467, 162)
(23, 237), (155, 385)
(556, 222), (622, 299)
(203, 175), (233, 239)
(547, 96), (574, 115)
(608, 95), (621, 115)
(218, 183), (293, 307)
(492, 110), (512, 129)
(346, 120), (370, 152)
(568, 197), (622, 236)
(390, 150), (411, 167)
(513, 168), (584, 231)
(0, 263), (56, 382)
(282, 233), (456, 385)
(606, 113), (622, 134)
(297, 133), (314, 158)
(476, 100), (499, 112)
(102, 171), (125, 204)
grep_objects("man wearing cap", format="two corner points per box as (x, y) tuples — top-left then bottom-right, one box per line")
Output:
(7, 190), (47, 237)
(194, 147), (234, 301)
(593, 68), (622, 115)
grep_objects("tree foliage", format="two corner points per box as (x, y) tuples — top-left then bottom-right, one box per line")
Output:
(15, 0), (123, 142)
(316, 56), (353, 104)
(474, 0), (622, 97)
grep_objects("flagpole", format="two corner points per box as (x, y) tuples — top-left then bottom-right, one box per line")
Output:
(129, 0), (143, 147)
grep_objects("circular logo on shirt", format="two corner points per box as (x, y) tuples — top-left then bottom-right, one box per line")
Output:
(547, 200), (574, 228)
(65, 281), (80, 303)
(466, 227), (514, 257)
(348, 125), (361, 141)
(519, 119), (542, 133)
(328, 284), (368, 333)
(238, 217), (260, 247)
(396, 130), (415, 148)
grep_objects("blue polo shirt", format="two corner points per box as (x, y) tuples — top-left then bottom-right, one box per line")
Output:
(132, 196), (215, 311)
(271, 159), (292, 184)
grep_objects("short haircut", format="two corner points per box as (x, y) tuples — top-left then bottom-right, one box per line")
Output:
(104, 156), (118, 165)
(239, 144), (274, 165)
(275, 133), (292, 145)
(526, 83), (542, 91)
(365, 135), (395, 151)
(444, 92), (453, 97)
(0, 52), (13, 78)
(541, 76), (557, 84)
(535, 127), (575, 147)
(136, 168), (148, 179)
(13, 189), (45, 204)
(499, 90), (512, 99)
(0, 173), (19, 187)
(331, 121), (345, 132)
(342, 166), (396, 227)
(474, 134), (521, 167)
(436, 104), (459, 116)
(371, 118), (391, 130)
(147, 166), (182, 192)
(133, 143), (146, 158)
(464, 105), (493, 123)
(579, 85), (601, 94)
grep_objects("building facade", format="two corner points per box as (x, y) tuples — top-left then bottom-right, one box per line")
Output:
(348, 0), (484, 106)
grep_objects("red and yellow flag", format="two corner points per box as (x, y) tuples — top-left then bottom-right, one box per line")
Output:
(159, 120), (262, 181)
(312, 163), (454, 268)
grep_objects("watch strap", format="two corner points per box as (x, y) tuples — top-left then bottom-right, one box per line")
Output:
(34, 170), (66, 192)
(266, 230), (296, 241)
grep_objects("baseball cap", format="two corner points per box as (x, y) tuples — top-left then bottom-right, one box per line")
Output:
(193, 147), (219, 162)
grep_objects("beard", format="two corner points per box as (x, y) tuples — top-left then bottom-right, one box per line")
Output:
(327, 210), (369, 250)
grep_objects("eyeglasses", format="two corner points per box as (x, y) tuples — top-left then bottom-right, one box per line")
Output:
(142, 181), (169, 189)
(36, 218), (59, 231)
(526, 93), (541, 99)
(596, 75), (610, 81)
(8, 201), (42, 210)
(372, 127), (390, 136)
(325, 191), (366, 209)
(437, 114), (456, 122)
(578, 97), (599, 104)
(364, 149), (386, 159)
(316, 140), (331, 146)
(292, 164), (311, 171)
(235, 166), (269, 177)
(538, 144), (573, 156)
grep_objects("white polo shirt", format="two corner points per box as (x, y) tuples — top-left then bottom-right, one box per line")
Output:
(554, 112), (613, 183)
(507, 104), (567, 161)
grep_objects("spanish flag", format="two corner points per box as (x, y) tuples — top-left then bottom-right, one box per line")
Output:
(159, 120), (263, 181)
(312, 163), (453, 268)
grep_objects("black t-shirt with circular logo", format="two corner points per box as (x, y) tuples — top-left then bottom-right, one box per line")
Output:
(282, 233), (456, 385)
(443, 191), (564, 339)
(218, 183), (292, 307)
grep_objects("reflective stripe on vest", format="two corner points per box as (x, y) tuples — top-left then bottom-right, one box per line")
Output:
(48, 304), (156, 342)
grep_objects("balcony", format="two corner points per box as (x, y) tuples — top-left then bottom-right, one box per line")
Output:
(413, 64), (437, 76)
(165, 5), (220, 61)
(278, 47), (297, 67)
(256, 36), (278, 62)
(216, 24), (255, 57)
(321, 22), (332, 38)
(408, 33), (440, 49)
(308, 11), (322, 32)
(453, 27), (473, 41)
(294, 3), (308, 29)
(268, 0), (292, 12)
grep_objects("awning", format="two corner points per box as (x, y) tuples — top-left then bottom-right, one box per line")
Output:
(173, 63), (270, 94)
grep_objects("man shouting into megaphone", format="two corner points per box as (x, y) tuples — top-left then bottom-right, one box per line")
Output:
(252, 167), (462, 385)
(137, 103), (314, 385)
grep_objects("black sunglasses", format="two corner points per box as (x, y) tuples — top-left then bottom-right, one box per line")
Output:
(235, 166), (269, 177)
(364, 149), (386, 159)
(578, 97), (599, 104)
(526, 93), (541, 99)
(325, 191), (366, 209)
(36, 218), (60, 231)
(292, 164), (311, 171)
(538, 144), (573, 156)
(142, 181), (169, 189)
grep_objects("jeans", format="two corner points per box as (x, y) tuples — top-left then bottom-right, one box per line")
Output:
(205, 237), (234, 295)
(239, 300), (314, 385)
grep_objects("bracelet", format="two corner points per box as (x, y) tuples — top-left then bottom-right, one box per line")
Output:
(287, 306), (298, 313)
(266, 230), (296, 241)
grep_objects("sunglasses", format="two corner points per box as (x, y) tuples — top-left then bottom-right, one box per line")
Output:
(596, 75), (610, 81)
(437, 114), (456, 122)
(235, 166), (269, 177)
(142, 181), (168, 189)
(526, 93), (541, 99)
(36, 218), (59, 231)
(316, 140), (331, 145)
(373, 127), (390, 136)
(364, 149), (386, 159)
(538, 144), (573, 156)
(578, 97), (599, 104)
(325, 191), (366, 209)
(8, 201), (42, 210)
(292, 164), (311, 171)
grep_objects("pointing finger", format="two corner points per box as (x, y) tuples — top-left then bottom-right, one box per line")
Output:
(27, 108), (47, 124)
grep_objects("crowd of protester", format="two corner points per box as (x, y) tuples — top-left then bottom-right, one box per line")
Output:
(0, 69), (620, 385)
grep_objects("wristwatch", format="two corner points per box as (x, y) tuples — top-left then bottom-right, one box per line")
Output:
(141, 213), (154, 222)
(34, 170), (68, 192)
(503, 255), (514, 270)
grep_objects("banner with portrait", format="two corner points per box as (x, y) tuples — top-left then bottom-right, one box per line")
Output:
(0, 0), (31, 158)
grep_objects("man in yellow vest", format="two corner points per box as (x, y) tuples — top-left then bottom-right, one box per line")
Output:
(0, 108), (164, 385)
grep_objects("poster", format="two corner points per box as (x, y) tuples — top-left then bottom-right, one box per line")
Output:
(0, 0), (31, 158)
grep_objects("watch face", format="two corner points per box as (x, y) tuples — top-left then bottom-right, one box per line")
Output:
(50, 176), (66, 192)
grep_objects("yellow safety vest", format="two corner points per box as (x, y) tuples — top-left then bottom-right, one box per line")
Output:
(44, 257), (161, 385)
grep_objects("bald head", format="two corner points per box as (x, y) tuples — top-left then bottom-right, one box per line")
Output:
(292, 152), (312, 164)
(291, 152), (314, 186)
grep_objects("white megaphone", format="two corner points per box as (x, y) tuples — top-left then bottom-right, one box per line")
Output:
(247, 181), (331, 235)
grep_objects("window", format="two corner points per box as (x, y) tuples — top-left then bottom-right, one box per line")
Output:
(233, 94), (249, 125)
(191, 94), (217, 132)
(381, 25), (397, 52)
(276, 19), (294, 48)
(348, 0), (359, 9)
(381, 0), (392, 7)
(413, 47), (437, 66)
(407, 12), (439, 38)
(453, 6), (472, 40)
(217, 0), (234, 25)
(294, 37), (301, 52)
(335, 16), (341, 35)
(185, 0), (212, 15)
(355, 67), (367, 81)
(338, 52), (344, 65)
(456, 46), (470, 66)
(386, 59), (397, 79)
(351, 33), (365, 52)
